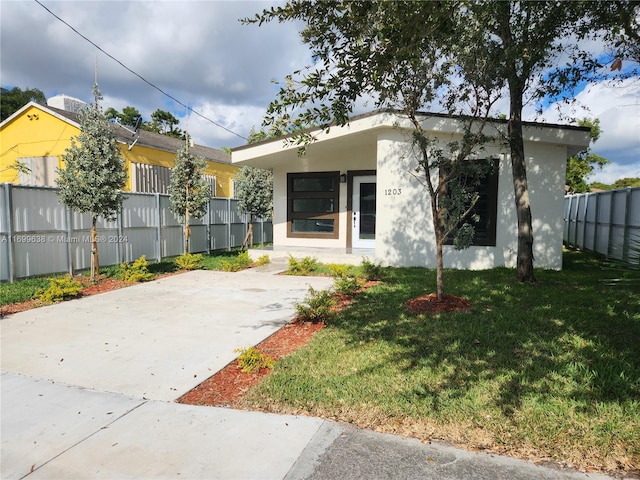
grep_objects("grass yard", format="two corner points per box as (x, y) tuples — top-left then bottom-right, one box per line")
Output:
(238, 250), (640, 475)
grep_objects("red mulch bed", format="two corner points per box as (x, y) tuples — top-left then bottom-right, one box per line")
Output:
(177, 320), (325, 407)
(405, 293), (472, 314)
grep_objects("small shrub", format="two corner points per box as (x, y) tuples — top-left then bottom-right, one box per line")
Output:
(287, 255), (318, 275)
(295, 286), (336, 322)
(360, 257), (384, 281)
(236, 250), (252, 267)
(328, 263), (349, 278)
(328, 263), (364, 295)
(37, 276), (83, 304)
(333, 274), (364, 295)
(220, 251), (252, 272)
(175, 253), (205, 271)
(235, 346), (275, 373)
(255, 254), (271, 266)
(117, 255), (154, 282)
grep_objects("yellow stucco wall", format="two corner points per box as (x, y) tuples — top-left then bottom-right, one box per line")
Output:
(0, 105), (77, 183)
(1, 104), (238, 196)
(122, 144), (238, 197)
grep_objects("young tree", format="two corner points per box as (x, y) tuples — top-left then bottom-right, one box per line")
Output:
(248, 0), (638, 284)
(56, 85), (127, 280)
(565, 118), (609, 194)
(234, 166), (273, 219)
(461, 1), (638, 282)
(247, 1), (501, 299)
(168, 145), (210, 254)
(234, 166), (273, 249)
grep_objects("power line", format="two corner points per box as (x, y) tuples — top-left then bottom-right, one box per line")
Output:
(34, 0), (247, 141)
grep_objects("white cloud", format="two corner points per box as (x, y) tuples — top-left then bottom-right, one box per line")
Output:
(538, 78), (640, 183)
(3, 0), (638, 169)
(0, 1), (309, 148)
(590, 162), (640, 184)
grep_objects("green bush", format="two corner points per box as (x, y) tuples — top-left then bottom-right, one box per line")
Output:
(117, 255), (154, 282)
(328, 263), (363, 295)
(295, 286), (336, 323)
(175, 252), (205, 271)
(256, 254), (271, 266)
(287, 255), (318, 275)
(333, 274), (364, 295)
(36, 276), (83, 304)
(360, 257), (384, 281)
(327, 263), (350, 278)
(235, 346), (275, 373)
(220, 251), (252, 272)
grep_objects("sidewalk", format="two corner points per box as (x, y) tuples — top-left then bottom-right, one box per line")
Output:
(1, 268), (613, 479)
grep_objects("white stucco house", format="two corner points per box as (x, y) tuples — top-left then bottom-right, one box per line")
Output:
(231, 109), (590, 270)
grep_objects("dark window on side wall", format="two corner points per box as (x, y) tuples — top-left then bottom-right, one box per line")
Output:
(445, 159), (498, 247)
(287, 172), (340, 238)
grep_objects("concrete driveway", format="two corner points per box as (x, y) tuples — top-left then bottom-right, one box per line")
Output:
(1, 268), (613, 479)
(1, 268), (334, 479)
(1, 269), (332, 401)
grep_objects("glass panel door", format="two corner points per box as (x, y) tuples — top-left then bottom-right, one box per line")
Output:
(352, 175), (376, 249)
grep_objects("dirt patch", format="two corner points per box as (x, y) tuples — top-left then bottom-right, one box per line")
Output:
(405, 293), (471, 314)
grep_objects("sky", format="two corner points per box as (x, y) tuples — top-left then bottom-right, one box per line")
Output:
(1, 0), (638, 184)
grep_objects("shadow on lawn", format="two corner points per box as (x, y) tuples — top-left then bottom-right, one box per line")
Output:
(333, 253), (640, 417)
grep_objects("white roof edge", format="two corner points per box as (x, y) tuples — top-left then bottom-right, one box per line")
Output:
(0, 101), (81, 129)
(232, 110), (591, 164)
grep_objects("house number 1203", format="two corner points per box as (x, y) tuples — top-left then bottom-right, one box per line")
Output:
(384, 188), (402, 196)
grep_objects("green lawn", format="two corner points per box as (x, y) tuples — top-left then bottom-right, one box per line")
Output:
(238, 250), (640, 475)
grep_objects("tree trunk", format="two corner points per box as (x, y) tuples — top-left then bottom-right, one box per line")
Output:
(508, 83), (536, 283)
(241, 223), (254, 250)
(184, 224), (191, 254)
(90, 216), (99, 281)
(427, 167), (446, 301)
(184, 186), (190, 255)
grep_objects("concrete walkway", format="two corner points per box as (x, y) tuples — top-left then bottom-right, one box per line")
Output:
(1, 268), (612, 479)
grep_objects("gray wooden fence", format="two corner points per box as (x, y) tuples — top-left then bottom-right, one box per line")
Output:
(0, 183), (272, 281)
(564, 186), (640, 264)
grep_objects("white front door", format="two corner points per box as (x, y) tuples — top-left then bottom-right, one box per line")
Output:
(352, 175), (376, 249)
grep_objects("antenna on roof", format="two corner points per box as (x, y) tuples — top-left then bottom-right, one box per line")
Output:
(114, 118), (141, 150)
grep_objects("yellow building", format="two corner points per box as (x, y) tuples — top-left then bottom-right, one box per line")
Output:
(0, 101), (238, 196)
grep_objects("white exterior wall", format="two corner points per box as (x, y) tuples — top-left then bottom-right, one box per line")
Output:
(271, 141), (376, 248)
(375, 128), (568, 270)
(232, 111), (586, 270)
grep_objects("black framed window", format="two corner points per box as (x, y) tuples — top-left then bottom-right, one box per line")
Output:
(444, 159), (499, 247)
(287, 172), (340, 238)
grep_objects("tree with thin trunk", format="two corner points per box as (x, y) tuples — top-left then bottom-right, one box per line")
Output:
(168, 144), (210, 254)
(462, 1), (638, 282)
(247, 0), (639, 285)
(246, 1), (501, 299)
(234, 166), (273, 249)
(56, 84), (127, 281)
